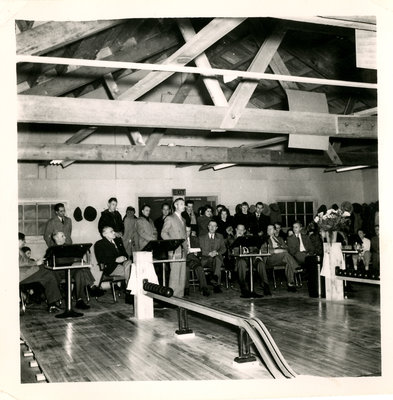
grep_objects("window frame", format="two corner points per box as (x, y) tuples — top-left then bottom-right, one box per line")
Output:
(276, 199), (315, 230)
(18, 199), (69, 239)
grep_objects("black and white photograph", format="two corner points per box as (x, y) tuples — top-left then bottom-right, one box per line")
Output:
(1, 1), (392, 400)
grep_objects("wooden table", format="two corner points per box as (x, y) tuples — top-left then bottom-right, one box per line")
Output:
(46, 263), (91, 318)
(238, 253), (270, 297)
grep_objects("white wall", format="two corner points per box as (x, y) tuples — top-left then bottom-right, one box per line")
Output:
(18, 161), (378, 259)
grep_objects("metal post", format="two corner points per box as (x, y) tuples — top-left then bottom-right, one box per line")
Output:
(234, 328), (257, 363)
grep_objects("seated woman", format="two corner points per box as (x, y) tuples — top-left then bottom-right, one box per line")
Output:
(215, 207), (234, 239)
(352, 229), (371, 271)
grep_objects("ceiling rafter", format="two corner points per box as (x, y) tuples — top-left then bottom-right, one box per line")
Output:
(16, 20), (126, 55)
(18, 143), (377, 166)
(115, 17), (246, 101)
(18, 95), (377, 139)
(220, 23), (287, 130)
(20, 28), (180, 97)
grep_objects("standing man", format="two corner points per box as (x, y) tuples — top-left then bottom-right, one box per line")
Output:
(250, 202), (270, 241)
(154, 202), (171, 285)
(44, 203), (72, 247)
(155, 203), (171, 240)
(182, 200), (198, 235)
(161, 198), (188, 297)
(199, 220), (226, 293)
(135, 204), (157, 251)
(122, 206), (138, 258)
(98, 197), (124, 239)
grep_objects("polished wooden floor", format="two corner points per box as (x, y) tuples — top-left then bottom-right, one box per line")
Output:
(19, 281), (380, 382)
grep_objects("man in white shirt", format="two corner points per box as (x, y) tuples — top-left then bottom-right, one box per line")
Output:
(353, 229), (371, 270)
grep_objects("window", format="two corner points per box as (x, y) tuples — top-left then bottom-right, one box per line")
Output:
(18, 201), (66, 236)
(277, 201), (314, 229)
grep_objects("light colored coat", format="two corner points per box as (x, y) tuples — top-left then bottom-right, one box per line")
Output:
(135, 217), (157, 251)
(161, 213), (188, 253)
(43, 216), (72, 247)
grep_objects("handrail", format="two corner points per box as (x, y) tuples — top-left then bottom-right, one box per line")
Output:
(144, 291), (296, 379)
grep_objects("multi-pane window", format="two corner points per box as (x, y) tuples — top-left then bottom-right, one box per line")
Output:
(277, 201), (314, 229)
(18, 202), (64, 236)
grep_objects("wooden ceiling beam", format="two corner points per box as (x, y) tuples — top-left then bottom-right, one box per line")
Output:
(16, 20), (125, 55)
(279, 17), (376, 32)
(21, 30), (180, 97)
(18, 144), (377, 166)
(18, 95), (377, 139)
(18, 54), (378, 90)
(220, 25), (286, 129)
(177, 18), (228, 107)
(117, 18), (246, 101)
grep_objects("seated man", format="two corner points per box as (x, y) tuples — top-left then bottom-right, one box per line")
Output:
(46, 231), (103, 310)
(352, 229), (371, 270)
(287, 221), (318, 296)
(94, 226), (132, 284)
(261, 225), (298, 292)
(199, 220), (226, 293)
(227, 224), (267, 298)
(19, 232), (62, 313)
(184, 226), (210, 297)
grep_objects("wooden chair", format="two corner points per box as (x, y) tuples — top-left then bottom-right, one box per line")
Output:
(97, 263), (126, 303)
(188, 269), (199, 292)
(272, 265), (286, 289)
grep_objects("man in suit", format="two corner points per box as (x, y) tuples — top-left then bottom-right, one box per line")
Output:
(274, 222), (287, 242)
(161, 198), (188, 297)
(233, 202), (253, 233)
(46, 231), (102, 310)
(154, 203), (171, 240)
(182, 200), (198, 235)
(262, 225), (299, 292)
(94, 226), (132, 283)
(44, 203), (72, 247)
(250, 202), (270, 241)
(287, 221), (318, 296)
(199, 220), (226, 293)
(184, 226), (210, 297)
(135, 204), (158, 251)
(287, 221), (316, 265)
(98, 197), (124, 239)
(227, 224), (266, 298)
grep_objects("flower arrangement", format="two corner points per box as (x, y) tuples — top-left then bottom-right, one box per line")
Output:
(314, 201), (352, 233)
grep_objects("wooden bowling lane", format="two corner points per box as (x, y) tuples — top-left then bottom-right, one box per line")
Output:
(20, 283), (380, 382)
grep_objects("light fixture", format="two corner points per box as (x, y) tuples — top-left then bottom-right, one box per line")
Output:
(335, 165), (369, 173)
(213, 163), (236, 171)
(50, 160), (63, 165)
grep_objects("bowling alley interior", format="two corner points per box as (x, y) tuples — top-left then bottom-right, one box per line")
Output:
(11, 13), (390, 397)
